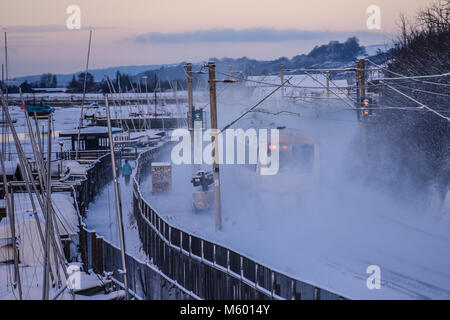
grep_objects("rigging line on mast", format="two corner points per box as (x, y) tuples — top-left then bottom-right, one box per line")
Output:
(1, 92), (74, 299)
(0, 153), (22, 299)
(303, 71), (357, 110)
(75, 29), (93, 160)
(127, 76), (146, 131)
(104, 94), (129, 300)
(105, 76), (125, 131)
(118, 74), (137, 132)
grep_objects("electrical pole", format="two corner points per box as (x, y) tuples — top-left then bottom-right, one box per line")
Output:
(186, 63), (193, 131)
(360, 59), (366, 101)
(356, 59), (367, 155)
(207, 62), (222, 231)
(185, 63), (196, 170)
(355, 60), (361, 121)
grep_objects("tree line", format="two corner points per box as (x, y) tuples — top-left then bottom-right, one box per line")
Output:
(1, 71), (187, 94)
(363, 0), (449, 204)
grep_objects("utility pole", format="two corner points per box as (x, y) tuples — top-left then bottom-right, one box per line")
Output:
(360, 59), (366, 101)
(104, 94), (129, 299)
(186, 63), (193, 131)
(355, 60), (361, 121)
(355, 59), (367, 155)
(207, 62), (222, 231)
(185, 63), (195, 170)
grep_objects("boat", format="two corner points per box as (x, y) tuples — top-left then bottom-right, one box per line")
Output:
(20, 103), (55, 117)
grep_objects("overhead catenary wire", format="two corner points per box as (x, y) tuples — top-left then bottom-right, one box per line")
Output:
(366, 58), (450, 87)
(303, 71), (356, 110)
(381, 81), (450, 121)
(386, 82), (450, 98)
(220, 77), (292, 132)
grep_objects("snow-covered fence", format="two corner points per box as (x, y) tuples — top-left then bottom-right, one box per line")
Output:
(132, 146), (348, 300)
(74, 148), (198, 299)
(73, 139), (348, 299)
(79, 226), (199, 300)
(73, 152), (117, 216)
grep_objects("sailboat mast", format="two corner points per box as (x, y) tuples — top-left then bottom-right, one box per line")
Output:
(104, 94), (129, 299)
(42, 114), (53, 300)
(0, 153), (22, 299)
(75, 29), (93, 160)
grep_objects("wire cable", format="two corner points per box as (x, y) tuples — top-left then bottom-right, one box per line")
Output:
(381, 81), (450, 121)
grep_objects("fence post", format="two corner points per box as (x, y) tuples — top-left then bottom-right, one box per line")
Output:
(189, 235), (192, 258)
(201, 240), (204, 262)
(314, 287), (320, 300)
(271, 271), (275, 299)
(79, 227), (88, 272)
(91, 231), (97, 273)
(96, 236), (104, 275)
(255, 264), (259, 290)
(290, 279), (295, 300)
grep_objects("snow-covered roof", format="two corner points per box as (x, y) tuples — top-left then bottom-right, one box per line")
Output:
(152, 162), (171, 167)
(59, 126), (122, 137)
(0, 160), (18, 176)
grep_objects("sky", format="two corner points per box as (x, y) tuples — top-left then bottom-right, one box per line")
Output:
(0, 0), (432, 77)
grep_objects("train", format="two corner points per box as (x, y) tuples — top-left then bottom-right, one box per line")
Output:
(255, 128), (320, 205)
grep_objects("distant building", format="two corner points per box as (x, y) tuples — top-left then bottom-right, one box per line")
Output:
(32, 87), (68, 93)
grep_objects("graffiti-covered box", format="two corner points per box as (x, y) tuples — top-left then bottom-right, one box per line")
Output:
(151, 162), (172, 192)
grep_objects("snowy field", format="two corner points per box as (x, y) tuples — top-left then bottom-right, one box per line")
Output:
(137, 97), (450, 300)
(5, 96), (448, 300)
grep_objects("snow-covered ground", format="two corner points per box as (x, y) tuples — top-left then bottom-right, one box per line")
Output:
(4, 92), (449, 300)
(1, 106), (82, 159)
(137, 98), (450, 300)
(85, 160), (148, 262)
